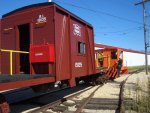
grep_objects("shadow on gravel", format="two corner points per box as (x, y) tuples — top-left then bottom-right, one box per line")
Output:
(9, 84), (90, 113)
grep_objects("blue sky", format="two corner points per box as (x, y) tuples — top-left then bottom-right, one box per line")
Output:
(0, 0), (150, 51)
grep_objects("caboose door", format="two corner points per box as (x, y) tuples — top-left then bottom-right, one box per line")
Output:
(17, 23), (30, 74)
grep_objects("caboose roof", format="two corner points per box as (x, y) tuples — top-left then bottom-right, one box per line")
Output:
(2, 2), (92, 27)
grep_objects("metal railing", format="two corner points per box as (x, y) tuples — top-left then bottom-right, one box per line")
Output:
(95, 55), (110, 68)
(0, 49), (29, 75)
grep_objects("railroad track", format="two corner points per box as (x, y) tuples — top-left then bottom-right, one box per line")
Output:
(118, 69), (143, 113)
(25, 70), (142, 113)
(3, 86), (69, 104)
(80, 70), (141, 113)
(9, 84), (92, 113)
(27, 85), (101, 113)
(27, 81), (131, 113)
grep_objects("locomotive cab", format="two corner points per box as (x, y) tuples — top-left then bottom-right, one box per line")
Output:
(95, 48), (128, 77)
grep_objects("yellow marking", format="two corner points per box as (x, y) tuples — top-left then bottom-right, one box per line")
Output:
(35, 21), (47, 25)
(108, 55), (110, 68)
(0, 49), (29, 75)
(10, 51), (13, 75)
(1, 49), (29, 54)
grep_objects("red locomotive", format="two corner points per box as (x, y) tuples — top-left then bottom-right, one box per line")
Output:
(0, 2), (128, 112)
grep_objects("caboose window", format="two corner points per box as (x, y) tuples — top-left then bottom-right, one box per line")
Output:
(78, 42), (85, 54)
(111, 51), (117, 59)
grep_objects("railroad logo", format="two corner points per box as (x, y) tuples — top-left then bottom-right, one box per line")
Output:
(73, 24), (81, 37)
(75, 62), (82, 67)
(37, 14), (47, 23)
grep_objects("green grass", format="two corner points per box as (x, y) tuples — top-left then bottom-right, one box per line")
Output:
(128, 65), (150, 73)
(127, 77), (150, 113)
(135, 78), (150, 113)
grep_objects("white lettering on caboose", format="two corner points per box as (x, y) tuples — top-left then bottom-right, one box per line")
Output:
(35, 53), (43, 56)
(73, 24), (81, 37)
(75, 62), (82, 68)
(37, 14), (47, 23)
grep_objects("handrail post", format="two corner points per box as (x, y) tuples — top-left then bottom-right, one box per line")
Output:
(0, 49), (29, 75)
(108, 55), (110, 68)
(10, 51), (13, 75)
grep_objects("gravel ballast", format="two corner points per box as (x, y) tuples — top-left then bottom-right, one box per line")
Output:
(83, 71), (150, 113)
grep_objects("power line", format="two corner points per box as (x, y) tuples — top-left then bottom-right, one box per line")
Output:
(94, 26), (143, 36)
(54, 0), (150, 26)
(95, 26), (143, 34)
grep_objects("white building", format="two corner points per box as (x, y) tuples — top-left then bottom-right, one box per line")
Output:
(95, 43), (150, 67)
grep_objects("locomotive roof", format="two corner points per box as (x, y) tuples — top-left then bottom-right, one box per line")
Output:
(95, 43), (146, 54)
(2, 2), (92, 27)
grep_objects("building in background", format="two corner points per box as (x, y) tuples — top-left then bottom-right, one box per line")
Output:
(95, 43), (150, 67)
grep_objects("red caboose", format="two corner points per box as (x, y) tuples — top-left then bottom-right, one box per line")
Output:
(0, 19), (1, 74)
(0, 2), (95, 91)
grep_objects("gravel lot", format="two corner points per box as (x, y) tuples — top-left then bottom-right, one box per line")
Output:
(83, 71), (150, 113)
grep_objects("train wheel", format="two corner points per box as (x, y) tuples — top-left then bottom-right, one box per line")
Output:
(0, 94), (9, 113)
(59, 80), (69, 88)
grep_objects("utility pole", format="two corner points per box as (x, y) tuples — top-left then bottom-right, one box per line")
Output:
(135, 0), (150, 75)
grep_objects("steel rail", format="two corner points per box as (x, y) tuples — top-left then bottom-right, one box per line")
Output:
(74, 85), (101, 113)
(118, 69), (143, 113)
(29, 86), (94, 113)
